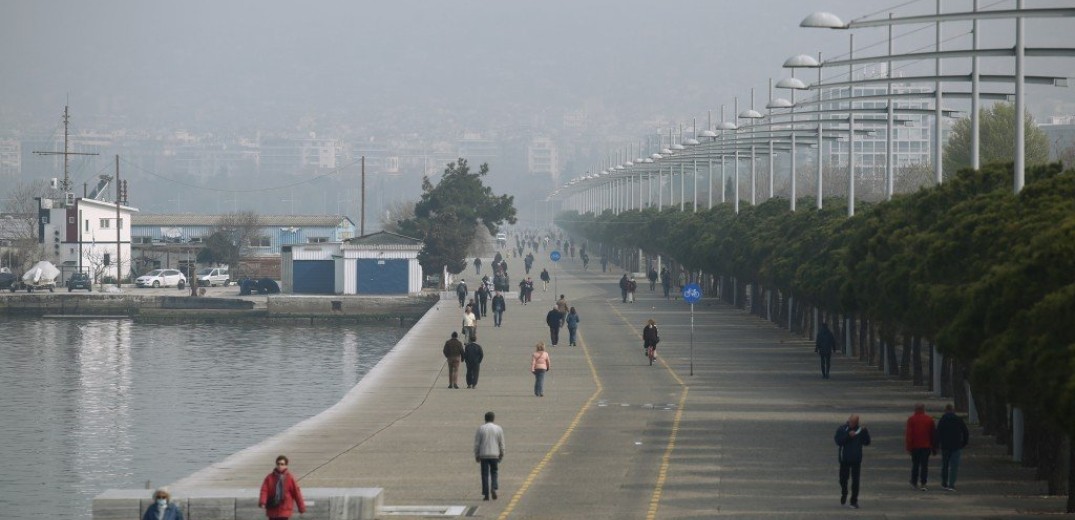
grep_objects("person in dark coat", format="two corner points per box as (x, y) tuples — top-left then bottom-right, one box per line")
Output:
(540, 268), (551, 292)
(619, 274), (630, 303)
(143, 488), (184, 520)
(456, 279), (468, 308)
(463, 340), (485, 389)
(545, 306), (563, 346)
(647, 268), (658, 291)
(443, 332), (466, 389)
(473, 257), (482, 275)
(491, 291), (506, 327)
(259, 455), (306, 519)
(477, 285), (489, 317)
(834, 414), (871, 509)
(815, 322), (836, 379)
(936, 403), (970, 491)
(660, 267), (672, 299)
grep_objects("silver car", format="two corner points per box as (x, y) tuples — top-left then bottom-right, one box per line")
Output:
(135, 269), (187, 288)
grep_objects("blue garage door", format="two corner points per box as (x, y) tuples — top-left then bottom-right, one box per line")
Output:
(293, 260), (335, 294)
(357, 259), (409, 294)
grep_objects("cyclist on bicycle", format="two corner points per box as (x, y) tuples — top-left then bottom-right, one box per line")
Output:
(642, 319), (660, 365)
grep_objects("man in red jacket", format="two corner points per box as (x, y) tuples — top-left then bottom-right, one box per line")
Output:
(904, 403), (937, 491)
(259, 455), (306, 519)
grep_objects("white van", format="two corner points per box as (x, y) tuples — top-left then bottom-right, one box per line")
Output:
(196, 266), (231, 287)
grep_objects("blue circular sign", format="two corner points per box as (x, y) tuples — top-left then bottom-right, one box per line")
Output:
(550, 251), (561, 262)
(683, 283), (702, 304)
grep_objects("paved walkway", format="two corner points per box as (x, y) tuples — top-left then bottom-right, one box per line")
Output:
(173, 250), (1071, 518)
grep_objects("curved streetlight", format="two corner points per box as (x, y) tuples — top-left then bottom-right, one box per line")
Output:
(802, 3), (1075, 193)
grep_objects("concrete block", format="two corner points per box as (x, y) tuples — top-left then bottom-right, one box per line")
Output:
(94, 487), (383, 520)
(91, 489), (143, 520)
(188, 496), (234, 520)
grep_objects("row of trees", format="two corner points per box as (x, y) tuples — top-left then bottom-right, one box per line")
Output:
(556, 161), (1075, 511)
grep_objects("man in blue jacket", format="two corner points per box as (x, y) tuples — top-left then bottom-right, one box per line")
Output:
(936, 403), (970, 491)
(834, 414), (871, 509)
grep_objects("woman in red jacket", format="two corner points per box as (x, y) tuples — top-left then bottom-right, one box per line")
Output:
(259, 455), (306, 519)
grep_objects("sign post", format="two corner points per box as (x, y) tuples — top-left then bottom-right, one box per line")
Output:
(550, 250), (561, 297)
(683, 283), (702, 376)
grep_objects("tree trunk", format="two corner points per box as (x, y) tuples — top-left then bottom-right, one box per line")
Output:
(900, 334), (912, 380)
(859, 316), (869, 362)
(912, 336), (923, 386)
(1062, 431), (1070, 513)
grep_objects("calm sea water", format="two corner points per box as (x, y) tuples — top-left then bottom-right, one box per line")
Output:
(0, 318), (408, 519)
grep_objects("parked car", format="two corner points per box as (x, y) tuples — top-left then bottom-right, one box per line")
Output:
(135, 269), (187, 289)
(0, 270), (16, 291)
(67, 272), (93, 292)
(195, 266), (231, 287)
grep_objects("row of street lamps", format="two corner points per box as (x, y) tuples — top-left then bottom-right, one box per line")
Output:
(551, 2), (1073, 216)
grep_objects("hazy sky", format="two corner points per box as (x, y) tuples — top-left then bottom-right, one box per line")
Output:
(1, 0), (1072, 152)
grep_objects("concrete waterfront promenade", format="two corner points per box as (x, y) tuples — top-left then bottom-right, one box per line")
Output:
(172, 253), (1070, 519)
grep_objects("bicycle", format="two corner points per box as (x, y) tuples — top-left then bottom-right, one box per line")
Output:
(645, 343), (656, 366)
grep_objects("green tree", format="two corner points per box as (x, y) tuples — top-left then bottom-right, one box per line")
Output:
(943, 102), (1049, 174)
(196, 211), (261, 268)
(397, 158), (516, 274)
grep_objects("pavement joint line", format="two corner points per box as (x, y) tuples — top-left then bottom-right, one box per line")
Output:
(647, 386), (689, 520)
(497, 329), (603, 520)
(297, 358), (450, 482)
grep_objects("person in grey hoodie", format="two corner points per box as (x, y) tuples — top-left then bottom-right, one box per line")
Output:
(474, 411), (505, 501)
(834, 414), (871, 509)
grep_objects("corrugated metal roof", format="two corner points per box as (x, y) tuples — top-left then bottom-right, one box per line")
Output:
(345, 231), (423, 247)
(132, 214), (353, 227)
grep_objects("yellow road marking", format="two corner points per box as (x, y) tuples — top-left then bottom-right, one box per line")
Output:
(497, 330), (603, 520)
(607, 301), (691, 519)
(648, 387), (688, 520)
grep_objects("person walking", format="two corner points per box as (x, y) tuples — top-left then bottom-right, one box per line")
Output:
(473, 257), (482, 275)
(540, 268), (551, 292)
(905, 403), (937, 491)
(642, 319), (659, 365)
(456, 279), (468, 308)
(491, 290), (506, 327)
(464, 339), (485, 389)
(477, 284), (489, 317)
(565, 307), (580, 346)
(530, 342), (550, 397)
(647, 267), (658, 291)
(660, 267), (672, 299)
(619, 274), (630, 303)
(518, 279), (528, 305)
(545, 305), (563, 346)
(474, 411), (505, 501)
(524, 277), (534, 303)
(936, 404), (970, 491)
(443, 332), (465, 389)
(462, 306), (477, 342)
(834, 414), (871, 509)
(142, 488), (183, 520)
(627, 277), (637, 303)
(815, 322), (836, 379)
(555, 294), (568, 327)
(259, 455), (306, 519)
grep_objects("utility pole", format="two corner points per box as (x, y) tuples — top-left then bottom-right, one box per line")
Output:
(33, 105), (98, 273)
(360, 155), (366, 237)
(115, 155), (122, 288)
(33, 105), (98, 202)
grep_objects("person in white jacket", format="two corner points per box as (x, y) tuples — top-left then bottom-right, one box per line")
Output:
(474, 411), (505, 501)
